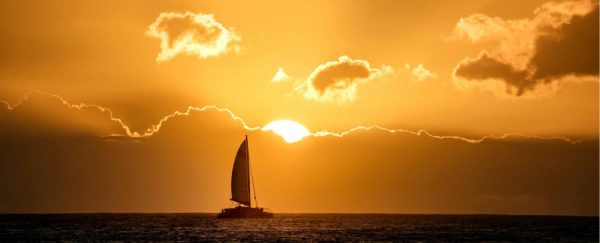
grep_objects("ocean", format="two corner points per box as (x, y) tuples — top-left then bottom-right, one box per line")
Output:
(0, 213), (597, 241)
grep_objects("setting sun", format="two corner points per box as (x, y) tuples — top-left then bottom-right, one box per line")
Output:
(263, 120), (311, 143)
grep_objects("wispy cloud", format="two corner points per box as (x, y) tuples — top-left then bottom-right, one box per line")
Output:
(271, 67), (293, 83)
(401, 63), (437, 82)
(411, 64), (437, 81)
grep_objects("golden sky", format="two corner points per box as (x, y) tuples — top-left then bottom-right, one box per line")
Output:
(0, 0), (598, 215)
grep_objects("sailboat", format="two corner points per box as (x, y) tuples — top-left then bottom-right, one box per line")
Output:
(217, 135), (273, 218)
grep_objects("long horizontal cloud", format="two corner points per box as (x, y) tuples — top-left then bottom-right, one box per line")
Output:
(294, 56), (393, 104)
(451, 0), (598, 97)
(0, 91), (583, 144)
(146, 12), (240, 62)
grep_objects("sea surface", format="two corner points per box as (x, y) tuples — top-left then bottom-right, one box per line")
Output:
(0, 213), (597, 241)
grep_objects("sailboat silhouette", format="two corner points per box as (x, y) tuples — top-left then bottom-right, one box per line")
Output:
(217, 135), (273, 218)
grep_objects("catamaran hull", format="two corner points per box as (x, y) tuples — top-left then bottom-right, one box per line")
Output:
(217, 206), (273, 219)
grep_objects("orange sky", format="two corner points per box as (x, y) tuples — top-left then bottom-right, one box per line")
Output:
(0, 0), (598, 215)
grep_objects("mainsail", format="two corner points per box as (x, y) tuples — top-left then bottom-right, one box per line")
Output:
(230, 136), (251, 206)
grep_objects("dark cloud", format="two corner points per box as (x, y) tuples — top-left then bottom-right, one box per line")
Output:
(453, 1), (598, 97)
(0, 94), (597, 215)
(455, 52), (530, 95)
(0, 92), (129, 138)
(530, 8), (599, 81)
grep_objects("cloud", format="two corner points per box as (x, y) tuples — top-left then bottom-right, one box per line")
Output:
(294, 56), (393, 104)
(0, 91), (257, 139)
(405, 63), (437, 82)
(146, 12), (240, 62)
(0, 91), (135, 138)
(451, 0), (598, 97)
(0, 105), (597, 214)
(271, 67), (293, 83)
(2, 92), (583, 145)
(273, 59), (434, 103)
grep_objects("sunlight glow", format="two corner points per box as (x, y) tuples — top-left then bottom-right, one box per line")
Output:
(263, 120), (311, 143)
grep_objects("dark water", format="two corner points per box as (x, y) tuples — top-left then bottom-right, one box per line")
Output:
(0, 214), (597, 242)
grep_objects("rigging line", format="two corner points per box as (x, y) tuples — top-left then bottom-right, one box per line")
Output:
(248, 137), (259, 208)
(250, 160), (259, 208)
(246, 135), (251, 207)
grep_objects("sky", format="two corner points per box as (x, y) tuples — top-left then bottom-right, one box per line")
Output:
(0, 0), (598, 215)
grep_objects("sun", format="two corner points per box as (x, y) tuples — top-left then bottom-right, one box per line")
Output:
(263, 120), (311, 143)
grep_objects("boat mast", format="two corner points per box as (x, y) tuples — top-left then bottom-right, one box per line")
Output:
(247, 135), (259, 208)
